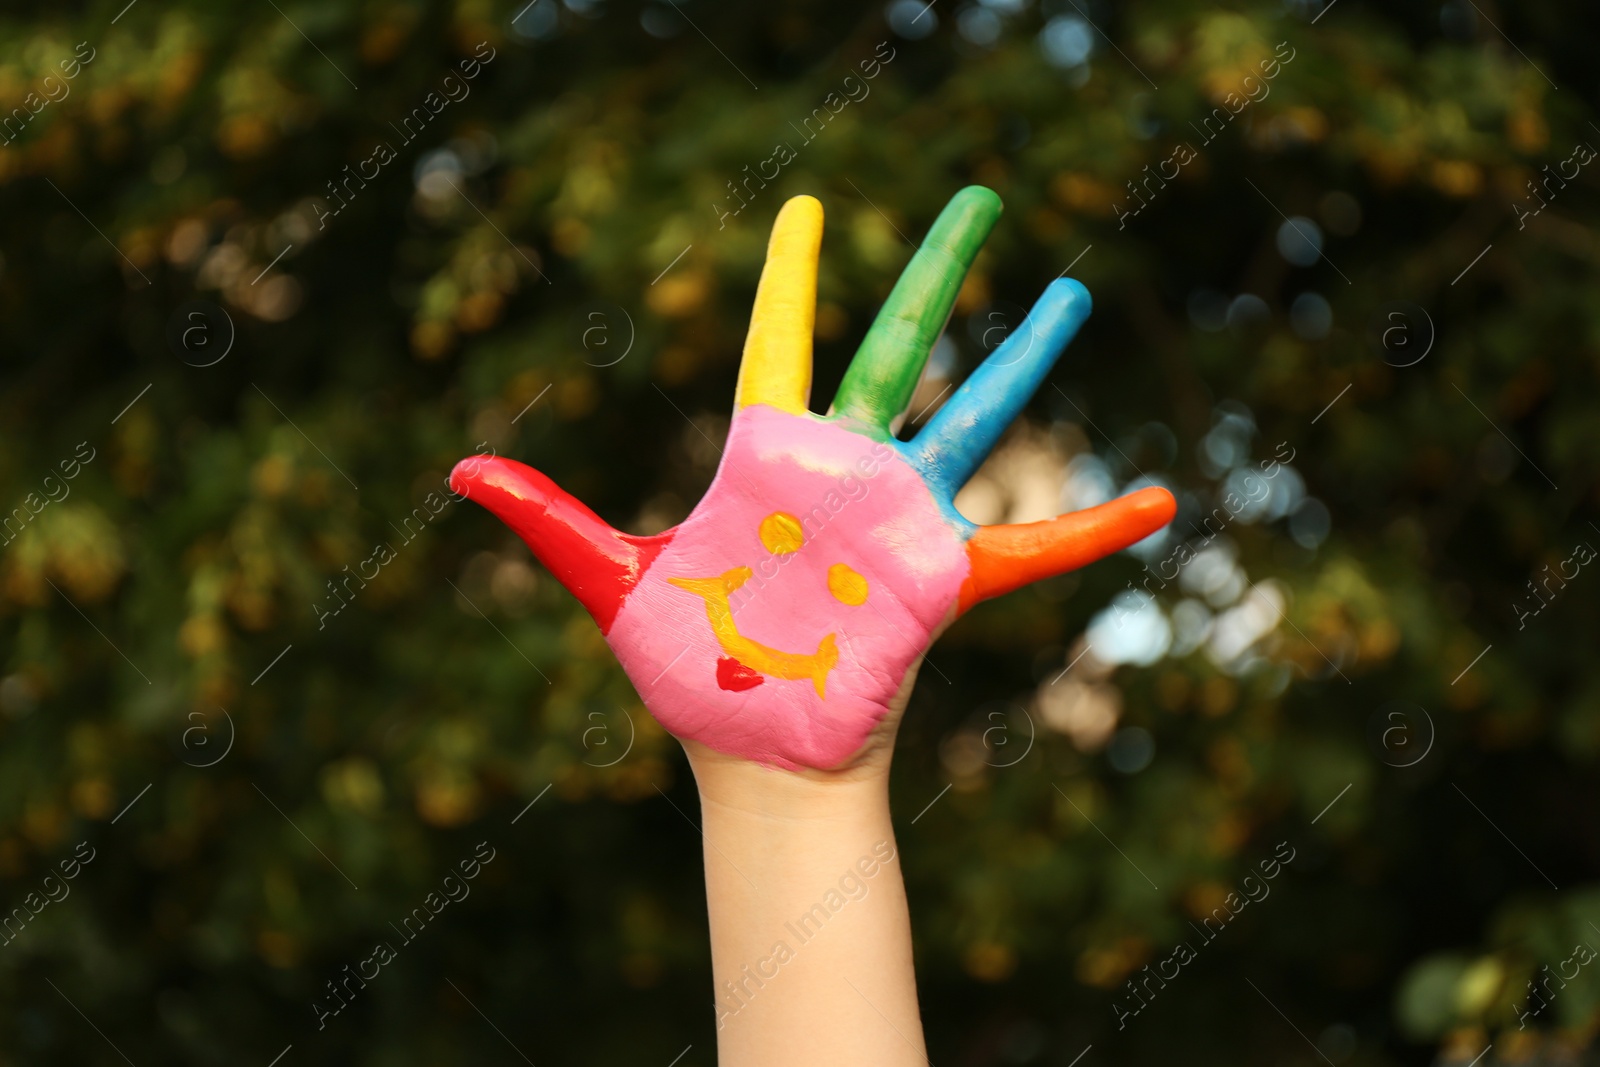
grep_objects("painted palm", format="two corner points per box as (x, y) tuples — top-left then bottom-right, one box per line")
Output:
(451, 188), (1176, 770)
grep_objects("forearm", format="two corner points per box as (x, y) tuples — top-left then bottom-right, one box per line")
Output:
(690, 753), (926, 1066)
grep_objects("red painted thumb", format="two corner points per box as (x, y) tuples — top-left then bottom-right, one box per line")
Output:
(449, 455), (671, 633)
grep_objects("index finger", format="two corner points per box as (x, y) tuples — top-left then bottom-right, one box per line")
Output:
(734, 195), (824, 416)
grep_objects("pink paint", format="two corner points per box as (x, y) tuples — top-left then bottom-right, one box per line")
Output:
(607, 405), (970, 770)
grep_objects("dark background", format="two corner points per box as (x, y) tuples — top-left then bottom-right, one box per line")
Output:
(1, 0), (1598, 1063)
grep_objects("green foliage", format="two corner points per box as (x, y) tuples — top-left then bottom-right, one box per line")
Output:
(0, 0), (1597, 1063)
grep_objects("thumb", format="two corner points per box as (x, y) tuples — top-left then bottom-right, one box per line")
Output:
(450, 455), (671, 633)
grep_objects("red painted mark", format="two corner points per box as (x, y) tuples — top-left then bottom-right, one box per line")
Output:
(716, 657), (764, 691)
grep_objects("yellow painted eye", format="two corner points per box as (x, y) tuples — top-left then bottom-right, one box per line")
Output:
(759, 512), (805, 554)
(828, 563), (869, 605)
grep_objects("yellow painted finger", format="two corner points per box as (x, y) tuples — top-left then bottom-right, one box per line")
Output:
(735, 195), (823, 415)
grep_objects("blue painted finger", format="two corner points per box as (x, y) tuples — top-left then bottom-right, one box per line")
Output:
(908, 277), (1092, 499)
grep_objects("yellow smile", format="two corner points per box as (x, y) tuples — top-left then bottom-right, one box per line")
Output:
(668, 511), (871, 697)
(670, 567), (838, 696)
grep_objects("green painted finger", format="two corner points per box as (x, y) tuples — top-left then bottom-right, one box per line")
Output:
(832, 186), (1002, 429)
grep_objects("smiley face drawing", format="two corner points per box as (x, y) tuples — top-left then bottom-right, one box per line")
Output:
(596, 402), (972, 769)
(451, 188), (1177, 771)
(667, 510), (875, 698)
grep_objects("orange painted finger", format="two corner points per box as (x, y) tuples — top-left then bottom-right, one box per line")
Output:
(957, 487), (1177, 612)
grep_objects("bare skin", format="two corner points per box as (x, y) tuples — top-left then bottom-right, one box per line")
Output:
(450, 190), (1175, 1064)
(685, 664), (927, 1067)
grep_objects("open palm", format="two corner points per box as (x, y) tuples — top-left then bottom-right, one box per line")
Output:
(451, 188), (1175, 771)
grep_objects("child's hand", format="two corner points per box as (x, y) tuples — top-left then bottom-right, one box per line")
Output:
(451, 187), (1175, 774)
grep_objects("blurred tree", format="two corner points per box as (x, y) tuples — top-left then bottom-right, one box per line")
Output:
(0, 0), (1597, 1064)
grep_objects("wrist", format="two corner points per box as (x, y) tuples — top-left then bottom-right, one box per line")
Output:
(684, 739), (892, 824)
